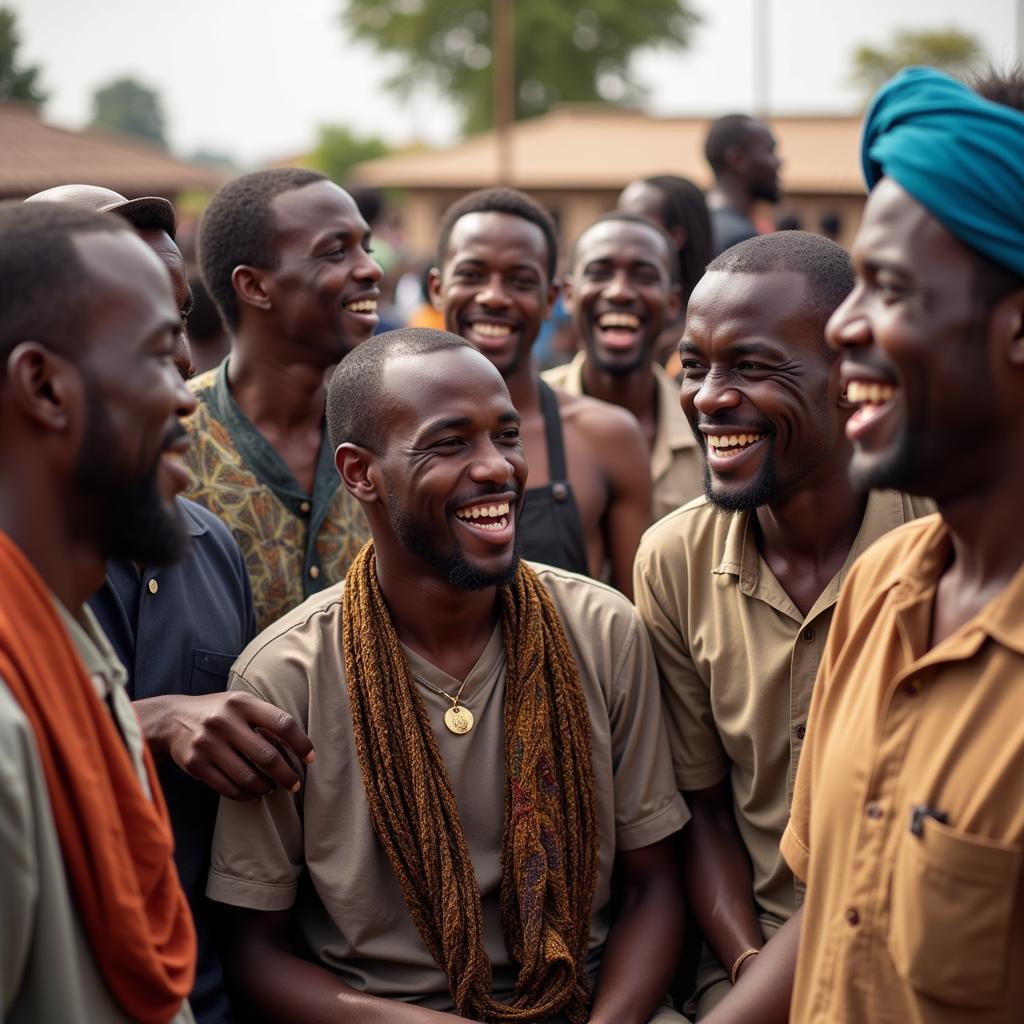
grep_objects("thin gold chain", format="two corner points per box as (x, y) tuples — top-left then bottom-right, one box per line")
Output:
(416, 674), (470, 708)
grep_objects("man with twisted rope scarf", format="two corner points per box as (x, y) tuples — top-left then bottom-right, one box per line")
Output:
(207, 328), (689, 1023)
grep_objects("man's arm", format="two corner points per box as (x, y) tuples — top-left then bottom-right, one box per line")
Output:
(223, 907), (465, 1024)
(588, 837), (685, 1024)
(594, 408), (652, 600)
(701, 905), (801, 1024)
(682, 780), (764, 983)
(135, 690), (315, 799)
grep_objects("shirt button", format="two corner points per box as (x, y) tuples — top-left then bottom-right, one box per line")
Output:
(309, 565), (320, 580)
(905, 678), (923, 696)
(299, 501), (311, 514)
(147, 579), (159, 595)
(846, 907), (860, 927)
(795, 724), (806, 740)
(866, 802), (883, 820)
(801, 626), (815, 643)
(551, 482), (568, 503)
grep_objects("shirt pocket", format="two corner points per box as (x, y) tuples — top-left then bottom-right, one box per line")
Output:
(189, 649), (236, 696)
(888, 815), (1021, 1008)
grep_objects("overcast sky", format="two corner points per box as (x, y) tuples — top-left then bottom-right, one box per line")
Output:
(9, 0), (1018, 166)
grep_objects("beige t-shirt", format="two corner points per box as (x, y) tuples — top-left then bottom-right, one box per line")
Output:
(208, 563), (688, 1012)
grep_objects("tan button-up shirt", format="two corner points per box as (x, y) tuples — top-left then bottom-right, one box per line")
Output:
(782, 515), (1024, 1023)
(635, 490), (930, 934)
(542, 353), (702, 520)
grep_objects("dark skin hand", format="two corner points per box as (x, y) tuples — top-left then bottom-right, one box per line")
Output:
(701, 905), (801, 1024)
(682, 781), (763, 983)
(135, 691), (315, 800)
(588, 837), (685, 1024)
(223, 907), (471, 1023)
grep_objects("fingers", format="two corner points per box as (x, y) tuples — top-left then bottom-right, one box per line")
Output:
(238, 696), (316, 765)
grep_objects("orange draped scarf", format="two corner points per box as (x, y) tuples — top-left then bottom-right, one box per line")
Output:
(0, 530), (195, 1023)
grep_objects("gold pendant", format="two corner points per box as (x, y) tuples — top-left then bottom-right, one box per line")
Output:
(444, 705), (474, 735)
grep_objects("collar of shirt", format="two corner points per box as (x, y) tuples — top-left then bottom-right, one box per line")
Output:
(199, 357), (339, 535)
(875, 513), (1024, 659)
(712, 489), (923, 624)
(52, 599), (129, 700)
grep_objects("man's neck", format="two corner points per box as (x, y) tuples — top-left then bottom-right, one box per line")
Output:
(374, 549), (502, 682)
(502, 357), (543, 416)
(0, 477), (104, 612)
(753, 468), (867, 618)
(226, 337), (328, 435)
(580, 356), (658, 435)
(708, 180), (753, 219)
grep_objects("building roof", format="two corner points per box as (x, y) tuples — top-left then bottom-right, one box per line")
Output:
(0, 103), (224, 198)
(351, 105), (866, 195)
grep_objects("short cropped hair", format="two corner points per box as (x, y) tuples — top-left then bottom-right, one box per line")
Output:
(704, 114), (758, 175)
(0, 202), (131, 373)
(327, 327), (474, 454)
(198, 168), (327, 330)
(570, 211), (680, 283)
(706, 230), (854, 337)
(436, 188), (558, 281)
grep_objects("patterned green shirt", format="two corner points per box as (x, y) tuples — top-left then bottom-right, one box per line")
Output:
(184, 360), (369, 632)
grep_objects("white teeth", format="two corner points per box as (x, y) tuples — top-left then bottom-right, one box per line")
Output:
(455, 501), (511, 522)
(473, 323), (512, 338)
(598, 312), (640, 329)
(346, 300), (378, 313)
(707, 433), (765, 450)
(847, 380), (896, 405)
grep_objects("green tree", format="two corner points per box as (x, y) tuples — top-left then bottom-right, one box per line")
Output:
(89, 77), (167, 147)
(0, 6), (46, 105)
(343, 0), (700, 135)
(308, 125), (391, 183)
(851, 27), (984, 99)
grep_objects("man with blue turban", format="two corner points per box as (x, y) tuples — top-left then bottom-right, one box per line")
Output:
(701, 67), (1024, 1024)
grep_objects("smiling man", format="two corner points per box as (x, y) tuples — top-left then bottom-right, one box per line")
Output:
(633, 231), (930, 1018)
(759, 68), (1024, 1024)
(431, 188), (651, 597)
(0, 203), (197, 1023)
(546, 213), (703, 521)
(185, 169), (379, 630)
(206, 327), (689, 1023)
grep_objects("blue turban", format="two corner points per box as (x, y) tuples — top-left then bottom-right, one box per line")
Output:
(862, 66), (1024, 276)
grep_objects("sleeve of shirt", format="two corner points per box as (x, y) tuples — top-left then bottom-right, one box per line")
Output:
(206, 669), (305, 911)
(0, 687), (38, 1010)
(633, 546), (730, 793)
(607, 608), (690, 851)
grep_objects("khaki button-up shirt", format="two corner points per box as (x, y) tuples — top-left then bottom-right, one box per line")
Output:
(782, 514), (1024, 1023)
(542, 353), (702, 521)
(635, 490), (930, 933)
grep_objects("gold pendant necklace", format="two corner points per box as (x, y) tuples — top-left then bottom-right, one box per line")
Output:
(419, 675), (475, 735)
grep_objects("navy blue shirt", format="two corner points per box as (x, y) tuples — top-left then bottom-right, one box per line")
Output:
(89, 497), (256, 1024)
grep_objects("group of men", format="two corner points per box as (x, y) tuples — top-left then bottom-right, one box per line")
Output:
(1, 65), (1022, 1024)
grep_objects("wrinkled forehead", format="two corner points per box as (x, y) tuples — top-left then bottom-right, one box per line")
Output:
(686, 269), (811, 341)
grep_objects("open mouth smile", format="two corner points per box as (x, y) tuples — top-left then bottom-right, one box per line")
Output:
(453, 500), (511, 532)
(845, 378), (899, 442)
(706, 432), (767, 458)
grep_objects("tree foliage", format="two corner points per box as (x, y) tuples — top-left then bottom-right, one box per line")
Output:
(343, 0), (700, 135)
(0, 7), (46, 105)
(89, 77), (167, 147)
(308, 125), (391, 184)
(851, 27), (984, 99)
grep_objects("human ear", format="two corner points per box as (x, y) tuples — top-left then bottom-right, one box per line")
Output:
(427, 267), (444, 312)
(562, 274), (576, 314)
(1001, 288), (1024, 368)
(6, 342), (80, 432)
(335, 443), (381, 504)
(667, 282), (683, 322)
(231, 265), (272, 313)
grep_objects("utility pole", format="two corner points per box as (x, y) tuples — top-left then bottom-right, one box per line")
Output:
(752, 0), (771, 117)
(493, 0), (515, 184)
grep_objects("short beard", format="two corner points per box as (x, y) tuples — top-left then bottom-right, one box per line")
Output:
(385, 481), (520, 590)
(590, 341), (651, 378)
(73, 383), (189, 567)
(700, 437), (783, 513)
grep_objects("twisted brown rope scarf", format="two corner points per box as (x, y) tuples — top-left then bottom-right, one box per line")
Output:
(342, 542), (598, 1022)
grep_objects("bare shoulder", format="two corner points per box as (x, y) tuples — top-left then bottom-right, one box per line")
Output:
(553, 388), (645, 447)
